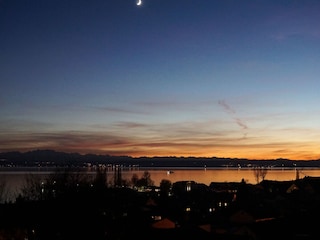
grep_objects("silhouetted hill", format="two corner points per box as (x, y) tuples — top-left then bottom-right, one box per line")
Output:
(0, 150), (320, 168)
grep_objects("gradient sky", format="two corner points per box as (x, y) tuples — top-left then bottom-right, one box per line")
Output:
(1, 0), (320, 160)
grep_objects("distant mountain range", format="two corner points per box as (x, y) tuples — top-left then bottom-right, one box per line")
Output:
(0, 150), (320, 168)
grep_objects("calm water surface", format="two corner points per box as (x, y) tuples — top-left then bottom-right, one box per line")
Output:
(132, 167), (320, 185)
(1, 167), (320, 201)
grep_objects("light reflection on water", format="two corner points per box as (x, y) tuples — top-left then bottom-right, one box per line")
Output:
(126, 167), (319, 185)
(1, 167), (320, 201)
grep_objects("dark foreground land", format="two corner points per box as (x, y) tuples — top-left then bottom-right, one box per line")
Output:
(1, 167), (320, 240)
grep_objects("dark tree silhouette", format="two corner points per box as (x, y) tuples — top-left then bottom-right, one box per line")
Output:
(94, 165), (108, 188)
(0, 179), (9, 203)
(253, 166), (268, 183)
(131, 173), (139, 186)
(132, 171), (154, 187)
(19, 173), (44, 201)
(19, 168), (91, 201)
(160, 179), (172, 196)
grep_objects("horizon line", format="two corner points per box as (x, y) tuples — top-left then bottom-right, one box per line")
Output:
(1, 149), (319, 162)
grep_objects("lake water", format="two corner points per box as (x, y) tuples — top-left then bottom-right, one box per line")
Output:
(1, 167), (320, 202)
(129, 167), (320, 185)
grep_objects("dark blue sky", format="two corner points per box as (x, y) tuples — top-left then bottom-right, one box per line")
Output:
(1, 0), (320, 160)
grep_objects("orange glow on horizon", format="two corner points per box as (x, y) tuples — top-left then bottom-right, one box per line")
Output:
(1, 131), (319, 160)
(3, 145), (317, 161)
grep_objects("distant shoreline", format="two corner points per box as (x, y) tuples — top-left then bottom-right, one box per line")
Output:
(1, 150), (320, 169)
(1, 165), (320, 173)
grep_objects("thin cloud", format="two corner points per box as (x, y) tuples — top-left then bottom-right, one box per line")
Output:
(94, 106), (147, 115)
(218, 100), (249, 137)
(235, 118), (248, 130)
(218, 100), (235, 114)
(267, 4), (320, 41)
(114, 121), (148, 128)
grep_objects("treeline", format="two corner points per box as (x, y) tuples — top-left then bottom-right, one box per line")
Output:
(1, 149), (320, 168)
(0, 167), (165, 240)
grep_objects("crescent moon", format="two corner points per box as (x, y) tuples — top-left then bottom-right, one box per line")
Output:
(137, 0), (142, 6)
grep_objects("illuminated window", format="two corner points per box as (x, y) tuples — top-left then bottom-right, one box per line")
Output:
(186, 182), (192, 192)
